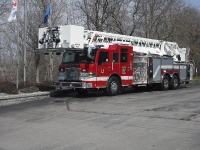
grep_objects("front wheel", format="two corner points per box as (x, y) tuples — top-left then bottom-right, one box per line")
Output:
(160, 76), (170, 90)
(105, 76), (120, 96)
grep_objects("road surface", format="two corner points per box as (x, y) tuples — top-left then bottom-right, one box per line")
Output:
(0, 84), (200, 150)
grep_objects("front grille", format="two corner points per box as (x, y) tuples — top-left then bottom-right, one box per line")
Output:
(65, 68), (80, 80)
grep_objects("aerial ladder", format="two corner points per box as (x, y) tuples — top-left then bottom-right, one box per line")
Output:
(37, 25), (190, 62)
(84, 30), (190, 62)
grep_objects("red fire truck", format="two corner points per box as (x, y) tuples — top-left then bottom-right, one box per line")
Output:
(37, 25), (194, 96)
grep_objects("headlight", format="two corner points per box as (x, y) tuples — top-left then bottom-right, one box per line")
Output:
(82, 83), (92, 88)
(59, 72), (65, 76)
(82, 82), (87, 88)
(80, 72), (88, 77)
(88, 72), (96, 77)
(80, 72), (96, 77)
(87, 83), (92, 88)
(58, 72), (65, 80)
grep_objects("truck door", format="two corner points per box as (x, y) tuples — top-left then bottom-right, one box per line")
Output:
(119, 47), (133, 85)
(96, 50), (112, 87)
(111, 52), (120, 74)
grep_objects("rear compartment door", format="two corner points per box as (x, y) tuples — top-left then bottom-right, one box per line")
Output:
(119, 47), (133, 85)
(153, 58), (161, 82)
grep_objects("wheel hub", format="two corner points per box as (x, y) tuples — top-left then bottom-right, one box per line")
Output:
(111, 81), (118, 93)
(164, 79), (169, 89)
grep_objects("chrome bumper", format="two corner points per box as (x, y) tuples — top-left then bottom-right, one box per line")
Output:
(52, 81), (92, 90)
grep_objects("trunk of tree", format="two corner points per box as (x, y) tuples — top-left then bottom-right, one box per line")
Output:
(36, 68), (39, 83)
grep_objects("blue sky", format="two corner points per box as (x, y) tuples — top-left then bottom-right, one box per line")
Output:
(185, 0), (200, 8)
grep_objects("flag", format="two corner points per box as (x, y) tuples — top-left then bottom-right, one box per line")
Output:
(8, 0), (18, 22)
(42, 5), (51, 25)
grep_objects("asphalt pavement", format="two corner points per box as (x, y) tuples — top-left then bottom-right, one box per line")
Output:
(0, 82), (199, 107)
(0, 82), (200, 150)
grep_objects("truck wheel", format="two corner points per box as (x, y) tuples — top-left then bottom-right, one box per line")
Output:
(75, 89), (89, 95)
(105, 76), (120, 96)
(170, 75), (180, 90)
(161, 76), (170, 90)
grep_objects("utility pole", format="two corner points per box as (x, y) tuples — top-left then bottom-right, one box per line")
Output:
(24, 0), (27, 84)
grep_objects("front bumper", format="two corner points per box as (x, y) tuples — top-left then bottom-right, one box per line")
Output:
(52, 81), (93, 90)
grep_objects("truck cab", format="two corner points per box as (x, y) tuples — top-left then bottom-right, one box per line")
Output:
(52, 45), (133, 95)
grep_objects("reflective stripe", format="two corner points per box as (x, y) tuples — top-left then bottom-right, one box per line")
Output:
(81, 76), (133, 81)
(80, 77), (97, 81)
(81, 77), (108, 81)
(173, 66), (179, 69)
(161, 65), (173, 69)
(121, 76), (133, 80)
(153, 66), (160, 79)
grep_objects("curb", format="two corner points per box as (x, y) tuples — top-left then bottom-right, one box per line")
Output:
(0, 89), (72, 107)
(0, 92), (50, 100)
(0, 92), (50, 107)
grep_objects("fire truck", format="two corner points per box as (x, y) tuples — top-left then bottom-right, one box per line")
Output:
(37, 25), (194, 96)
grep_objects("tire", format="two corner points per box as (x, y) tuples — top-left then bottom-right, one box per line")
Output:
(160, 76), (170, 90)
(105, 76), (120, 96)
(75, 89), (89, 95)
(170, 75), (180, 90)
(118, 86), (124, 95)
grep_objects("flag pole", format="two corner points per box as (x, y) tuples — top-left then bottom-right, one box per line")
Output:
(24, 0), (27, 85)
(49, 0), (53, 81)
(49, 0), (52, 27)
(16, 0), (19, 90)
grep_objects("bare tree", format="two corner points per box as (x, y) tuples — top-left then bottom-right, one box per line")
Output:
(1, 0), (70, 84)
(77, 0), (123, 31)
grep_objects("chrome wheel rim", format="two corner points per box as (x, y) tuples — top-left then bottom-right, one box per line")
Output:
(164, 79), (169, 89)
(174, 78), (178, 88)
(111, 81), (118, 93)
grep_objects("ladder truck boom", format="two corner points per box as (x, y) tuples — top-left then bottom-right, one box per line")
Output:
(84, 30), (188, 62)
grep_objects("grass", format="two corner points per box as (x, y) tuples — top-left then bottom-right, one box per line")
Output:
(192, 76), (200, 83)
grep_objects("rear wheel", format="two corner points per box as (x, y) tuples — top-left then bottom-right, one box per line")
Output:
(105, 76), (120, 96)
(75, 89), (89, 95)
(170, 75), (180, 90)
(160, 76), (170, 90)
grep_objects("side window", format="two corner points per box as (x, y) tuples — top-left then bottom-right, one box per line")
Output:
(98, 52), (109, 65)
(121, 48), (128, 62)
(113, 53), (118, 63)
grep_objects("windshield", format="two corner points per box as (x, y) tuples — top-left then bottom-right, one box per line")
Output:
(62, 48), (97, 64)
